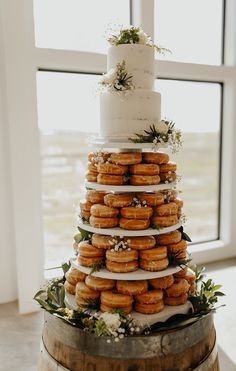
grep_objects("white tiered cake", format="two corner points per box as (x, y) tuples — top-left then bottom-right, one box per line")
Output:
(65, 26), (193, 324)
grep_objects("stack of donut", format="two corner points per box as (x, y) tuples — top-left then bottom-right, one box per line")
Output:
(86, 151), (177, 186)
(156, 230), (187, 263)
(64, 268), (86, 295)
(72, 271), (194, 314)
(79, 190), (183, 230)
(77, 240), (105, 267)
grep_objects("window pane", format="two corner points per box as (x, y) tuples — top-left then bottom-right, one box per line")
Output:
(156, 79), (221, 243)
(155, 0), (224, 65)
(37, 72), (100, 268)
(33, 0), (130, 53)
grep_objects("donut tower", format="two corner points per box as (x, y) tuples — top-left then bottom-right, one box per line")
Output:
(65, 28), (196, 319)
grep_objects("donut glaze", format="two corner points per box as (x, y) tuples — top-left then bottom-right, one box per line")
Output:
(142, 152), (169, 164)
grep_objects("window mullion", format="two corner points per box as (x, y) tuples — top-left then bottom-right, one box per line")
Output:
(131, 0), (154, 38)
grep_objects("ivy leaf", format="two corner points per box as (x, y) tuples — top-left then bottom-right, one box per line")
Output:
(62, 261), (71, 276)
(35, 298), (54, 311)
(182, 231), (192, 242)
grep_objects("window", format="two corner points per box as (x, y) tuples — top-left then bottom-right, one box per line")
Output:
(37, 72), (100, 268)
(156, 80), (221, 242)
(154, 0), (224, 65)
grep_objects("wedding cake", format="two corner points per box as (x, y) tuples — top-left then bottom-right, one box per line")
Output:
(63, 26), (195, 321)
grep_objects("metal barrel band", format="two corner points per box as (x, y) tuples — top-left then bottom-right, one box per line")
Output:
(193, 339), (218, 371)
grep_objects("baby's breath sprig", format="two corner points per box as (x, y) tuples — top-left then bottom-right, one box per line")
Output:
(99, 60), (134, 93)
(107, 26), (171, 56)
(129, 119), (182, 154)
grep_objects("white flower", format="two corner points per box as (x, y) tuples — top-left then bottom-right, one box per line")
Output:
(100, 68), (116, 85)
(99, 312), (121, 331)
(156, 120), (169, 134)
(138, 29), (149, 45)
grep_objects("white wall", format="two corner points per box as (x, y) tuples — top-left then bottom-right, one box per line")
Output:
(0, 14), (17, 303)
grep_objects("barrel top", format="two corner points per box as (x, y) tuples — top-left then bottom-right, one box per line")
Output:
(43, 311), (214, 359)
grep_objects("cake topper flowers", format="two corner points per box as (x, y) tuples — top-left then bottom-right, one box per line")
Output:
(99, 60), (134, 92)
(128, 119), (183, 153)
(107, 26), (171, 55)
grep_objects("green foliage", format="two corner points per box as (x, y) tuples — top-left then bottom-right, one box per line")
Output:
(75, 227), (93, 244)
(89, 262), (105, 275)
(178, 226), (192, 242)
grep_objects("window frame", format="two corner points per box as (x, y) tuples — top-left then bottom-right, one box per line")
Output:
(1, 0), (236, 312)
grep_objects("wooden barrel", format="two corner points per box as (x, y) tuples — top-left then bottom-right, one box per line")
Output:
(39, 311), (219, 371)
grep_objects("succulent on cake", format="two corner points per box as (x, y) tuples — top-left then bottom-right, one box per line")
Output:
(99, 60), (134, 92)
(128, 119), (183, 153)
(107, 26), (171, 55)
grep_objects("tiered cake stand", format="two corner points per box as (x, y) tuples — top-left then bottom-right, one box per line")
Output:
(68, 142), (191, 325)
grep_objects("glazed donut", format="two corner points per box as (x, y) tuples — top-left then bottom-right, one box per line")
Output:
(139, 246), (167, 261)
(89, 215), (118, 228)
(97, 163), (128, 175)
(167, 239), (187, 259)
(165, 278), (190, 298)
(140, 258), (169, 271)
(88, 151), (111, 164)
(106, 249), (138, 263)
(76, 281), (100, 300)
(91, 234), (115, 249)
(130, 175), (160, 186)
(87, 162), (98, 172)
(80, 210), (90, 221)
(164, 293), (188, 306)
(142, 152), (169, 164)
(90, 204), (119, 218)
(120, 206), (153, 220)
(135, 289), (163, 304)
(78, 255), (104, 267)
(135, 301), (164, 314)
(106, 260), (139, 273)
(101, 290), (133, 307)
(153, 202), (178, 216)
(65, 268), (86, 285)
(129, 163), (159, 175)
(86, 171), (98, 182)
(156, 230), (182, 245)
(64, 281), (76, 295)
(161, 189), (178, 202)
(137, 192), (164, 206)
(97, 174), (126, 185)
(173, 198), (184, 209)
(152, 215), (178, 228)
(119, 218), (150, 230)
(160, 162), (177, 173)
(86, 190), (109, 204)
(160, 172), (176, 183)
(110, 152), (142, 165)
(100, 303), (132, 314)
(116, 280), (148, 295)
(78, 241), (105, 257)
(104, 193), (134, 208)
(174, 267), (188, 278)
(80, 199), (92, 212)
(85, 275), (115, 291)
(149, 275), (174, 289)
(124, 236), (156, 250)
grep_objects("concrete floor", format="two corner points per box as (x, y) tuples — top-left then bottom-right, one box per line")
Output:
(0, 259), (236, 371)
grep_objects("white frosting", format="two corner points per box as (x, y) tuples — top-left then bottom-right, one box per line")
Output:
(100, 90), (161, 139)
(107, 44), (154, 90)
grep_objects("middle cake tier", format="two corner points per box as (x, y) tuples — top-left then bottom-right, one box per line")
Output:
(100, 90), (161, 139)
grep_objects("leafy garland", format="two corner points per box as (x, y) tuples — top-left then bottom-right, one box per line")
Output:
(34, 260), (224, 340)
(128, 120), (182, 154)
(107, 26), (171, 55)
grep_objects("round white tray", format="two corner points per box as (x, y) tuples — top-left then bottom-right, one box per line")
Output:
(71, 258), (182, 280)
(89, 139), (168, 151)
(65, 292), (192, 326)
(85, 181), (176, 192)
(77, 220), (181, 237)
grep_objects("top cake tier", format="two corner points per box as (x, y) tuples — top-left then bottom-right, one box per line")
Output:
(107, 44), (155, 90)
